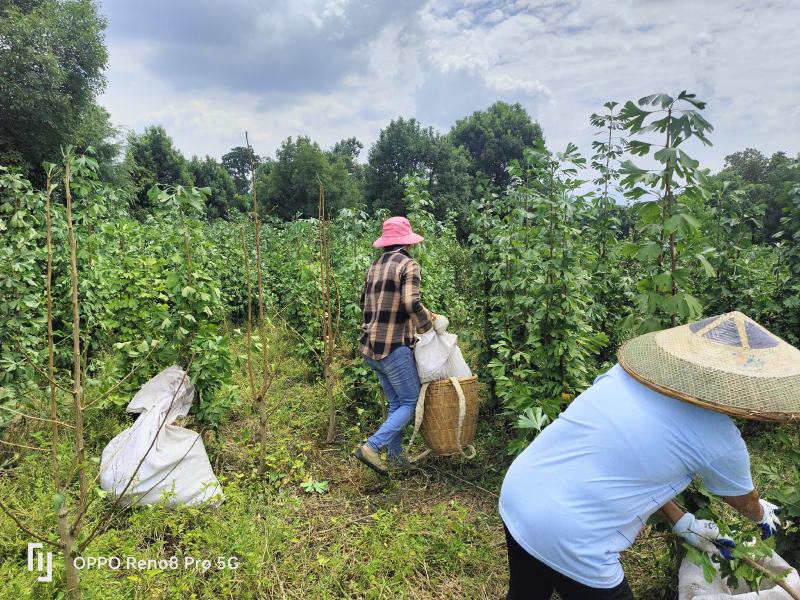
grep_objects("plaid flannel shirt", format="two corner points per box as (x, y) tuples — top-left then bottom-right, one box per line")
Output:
(359, 249), (433, 360)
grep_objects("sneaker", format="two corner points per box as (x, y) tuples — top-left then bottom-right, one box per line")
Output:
(354, 445), (388, 476)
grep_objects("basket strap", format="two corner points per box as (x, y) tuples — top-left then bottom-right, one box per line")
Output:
(449, 377), (476, 459)
(406, 383), (430, 463)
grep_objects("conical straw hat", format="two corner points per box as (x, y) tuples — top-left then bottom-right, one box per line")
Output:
(618, 311), (800, 422)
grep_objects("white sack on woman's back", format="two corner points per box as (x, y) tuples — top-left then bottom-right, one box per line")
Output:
(414, 329), (472, 383)
(100, 365), (223, 507)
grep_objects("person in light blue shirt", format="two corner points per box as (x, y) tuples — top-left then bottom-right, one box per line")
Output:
(499, 363), (781, 600)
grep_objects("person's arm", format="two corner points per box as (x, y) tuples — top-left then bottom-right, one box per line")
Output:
(656, 495), (762, 525)
(655, 499), (685, 525)
(722, 489), (762, 521)
(723, 490), (782, 538)
(657, 499), (736, 559)
(698, 434), (781, 538)
(400, 261), (432, 333)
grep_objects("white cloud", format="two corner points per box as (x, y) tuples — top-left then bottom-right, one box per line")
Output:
(98, 0), (800, 172)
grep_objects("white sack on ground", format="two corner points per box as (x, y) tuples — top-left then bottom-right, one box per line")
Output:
(678, 552), (800, 600)
(100, 365), (223, 507)
(414, 329), (472, 383)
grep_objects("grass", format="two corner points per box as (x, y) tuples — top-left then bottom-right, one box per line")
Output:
(0, 327), (798, 599)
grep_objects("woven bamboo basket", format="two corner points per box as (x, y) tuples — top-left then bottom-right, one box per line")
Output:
(419, 376), (479, 456)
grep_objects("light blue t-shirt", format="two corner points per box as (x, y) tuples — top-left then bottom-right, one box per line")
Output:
(498, 364), (753, 589)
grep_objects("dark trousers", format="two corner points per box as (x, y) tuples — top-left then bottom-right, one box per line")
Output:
(504, 525), (635, 600)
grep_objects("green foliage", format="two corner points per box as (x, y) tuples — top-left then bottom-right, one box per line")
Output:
(619, 91), (715, 332)
(221, 145), (261, 195)
(587, 101), (630, 359)
(300, 479), (329, 494)
(753, 428), (800, 567)
(139, 183), (236, 424)
(2, 117), (800, 599)
(774, 174), (800, 345)
(328, 137), (364, 173)
(0, 160), (236, 426)
(515, 406), (550, 434)
(125, 126), (193, 217)
(263, 136), (361, 219)
(0, 0), (108, 179)
(365, 117), (471, 223)
(188, 155), (241, 220)
(721, 148), (800, 243)
(472, 143), (605, 453)
(450, 101), (544, 189)
(72, 104), (123, 182)
(683, 540), (779, 591)
(700, 179), (778, 323)
(0, 168), (47, 399)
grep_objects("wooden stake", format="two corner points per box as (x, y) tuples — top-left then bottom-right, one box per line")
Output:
(63, 151), (84, 600)
(241, 227), (256, 401)
(318, 182), (337, 443)
(44, 167), (59, 490)
(246, 132), (271, 474)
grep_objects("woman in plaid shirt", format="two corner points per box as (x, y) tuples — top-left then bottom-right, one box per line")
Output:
(354, 217), (447, 475)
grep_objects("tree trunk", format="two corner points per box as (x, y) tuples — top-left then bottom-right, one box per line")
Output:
(64, 158), (88, 531)
(58, 507), (81, 600)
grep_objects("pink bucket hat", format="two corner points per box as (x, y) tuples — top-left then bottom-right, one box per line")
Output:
(372, 216), (424, 248)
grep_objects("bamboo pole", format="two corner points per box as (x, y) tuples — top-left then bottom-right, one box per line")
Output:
(62, 151), (83, 600)
(246, 132), (271, 474)
(318, 183), (336, 443)
(242, 227), (256, 401)
(44, 167), (59, 489)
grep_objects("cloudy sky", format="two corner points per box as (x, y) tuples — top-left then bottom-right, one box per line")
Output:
(98, 0), (800, 171)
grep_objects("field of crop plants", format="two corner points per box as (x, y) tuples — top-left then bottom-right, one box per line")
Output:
(5, 5), (800, 600)
(0, 83), (799, 599)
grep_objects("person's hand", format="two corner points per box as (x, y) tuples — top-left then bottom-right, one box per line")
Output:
(673, 512), (737, 559)
(432, 314), (449, 334)
(755, 499), (781, 540)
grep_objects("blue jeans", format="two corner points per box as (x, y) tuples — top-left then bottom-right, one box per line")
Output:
(365, 345), (421, 461)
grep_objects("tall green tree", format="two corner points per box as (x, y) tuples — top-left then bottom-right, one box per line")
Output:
(618, 91), (716, 332)
(265, 136), (360, 219)
(701, 178), (775, 322)
(0, 0), (109, 178)
(450, 101), (544, 188)
(188, 155), (240, 219)
(721, 148), (800, 242)
(470, 142), (605, 453)
(364, 117), (470, 220)
(73, 104), (124, 183)
(222, 145), (261, 195)
(587, 101), (629, 359)
(329, 137), (363, 170)
(723, 148), (769, 182)
(124, 126), (192, 215)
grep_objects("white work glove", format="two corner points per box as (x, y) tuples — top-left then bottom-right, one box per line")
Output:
(755, 499), (782, 540)
(673, 512), (736, 559)
(432, 314), (449, 334)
